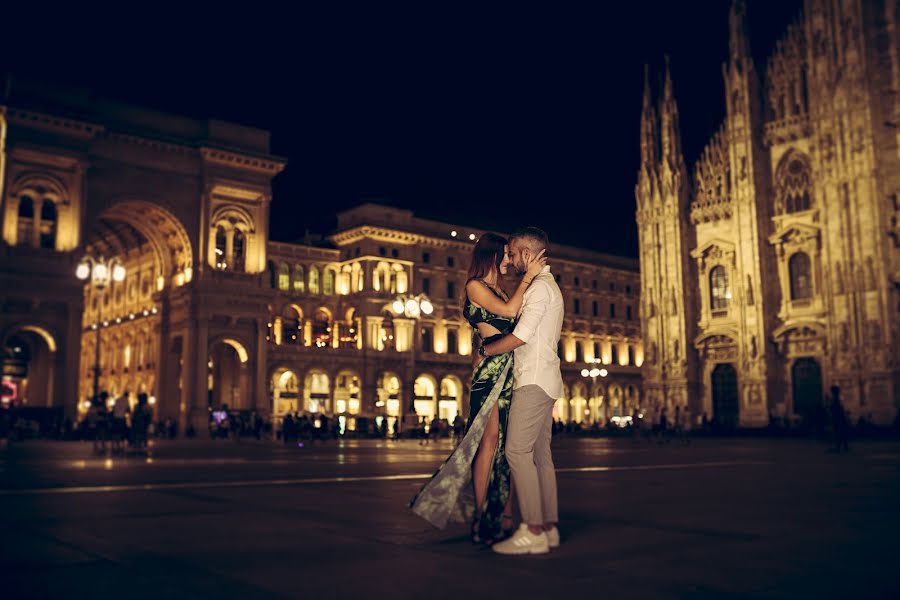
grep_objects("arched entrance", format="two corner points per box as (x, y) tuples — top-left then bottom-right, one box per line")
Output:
(377, 371), (402, 432)
(304, 370), (330, 413)
(438, 375), (463, 421)
(608, 384), (623, 419)
(792, 357), (823, 423)
(414, 374), (437, 419)
(711, 363), (739, 427)
(2, 326), (57, 408)
(271, 367), (299, 417)
(208, 339), (249, 410)
(571, 381), (588, 424)
(79, 200), (194, 421)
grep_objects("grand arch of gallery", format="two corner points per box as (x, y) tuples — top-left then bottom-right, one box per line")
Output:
(76, 201), (194, 417)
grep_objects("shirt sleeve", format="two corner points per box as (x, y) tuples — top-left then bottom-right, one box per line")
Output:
(512, 280), (551, 344)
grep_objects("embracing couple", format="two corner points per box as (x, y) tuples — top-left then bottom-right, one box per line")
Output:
(409, 226), (564, 555)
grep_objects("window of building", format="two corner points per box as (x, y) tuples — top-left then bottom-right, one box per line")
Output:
(447, 256), (455, 268)
(574, 298), (580, 314)
(789, 252), (813, 300)
(592, 279), (598, 289)
(422, 277), (431, 295)
(39, 201), (56, 249)
(447, 329), (458, 354)
(609, 282), (616, 292)
(592, 301), (598, 317)
(293, 265), (305, 293)
(391, 248), (399, 258)
(422, 252), (430, 264)
(232, 230), (245, 272)
(447, 281), (456, 299)
(574, 276), (580, 287)
(609, 303), (616, 319)
(709, 266), (730, 312)
(555, 274), (561, 283)
(324, 269), (336, 295)
(379, 247), (386, 256)
(625, 285), (632, 295)
(17, 195), (34, 246)
(421, 327), (433, 352)
(278, 262), (290, 291)
(309, 267), (320, 294)
(215, 227), (227, 270)
(593, 341), (600, 359)
(627, 345), (635, 366)
(575, 342), (583, 363)
(626, 305), (632, 321)
(355, 247), (361, 257)
(611, 344), (619, 365)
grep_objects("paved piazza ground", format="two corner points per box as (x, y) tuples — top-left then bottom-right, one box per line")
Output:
(2, 434), (899, 599)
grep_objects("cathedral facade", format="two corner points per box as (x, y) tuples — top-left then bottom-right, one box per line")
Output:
(637, 0), (900, 426)
(0, 79), (642, 435)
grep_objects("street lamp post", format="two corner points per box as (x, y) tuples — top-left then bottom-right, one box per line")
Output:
(76, 256), (126, 404)
(390, 293), (434, 433)
(580, 359), (608, 424)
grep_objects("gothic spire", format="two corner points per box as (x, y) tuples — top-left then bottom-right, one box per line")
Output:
(659, 56), (685, 173)
(639, 64), (659, 167)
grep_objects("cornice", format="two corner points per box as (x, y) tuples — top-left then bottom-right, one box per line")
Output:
(7, 108), (103, 141)
(329, 226), (475, 250)
(199, 147), (286, 176)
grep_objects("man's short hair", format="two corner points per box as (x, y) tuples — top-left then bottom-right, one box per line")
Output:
(510, 226), (549, 253)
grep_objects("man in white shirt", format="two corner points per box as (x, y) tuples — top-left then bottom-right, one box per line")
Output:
(478, 227), (564, 555)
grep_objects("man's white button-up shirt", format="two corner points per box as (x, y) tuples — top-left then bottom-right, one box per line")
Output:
(511, 266), (564, 399)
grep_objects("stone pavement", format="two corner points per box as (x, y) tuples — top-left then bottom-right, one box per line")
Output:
(2, 436), (899, 599)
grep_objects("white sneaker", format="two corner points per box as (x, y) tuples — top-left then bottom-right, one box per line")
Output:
(492, 524), (549, 555)
(546, 526), (560, 549)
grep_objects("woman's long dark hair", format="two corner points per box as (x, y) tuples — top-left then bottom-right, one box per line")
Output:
(466, 233), (507, 282)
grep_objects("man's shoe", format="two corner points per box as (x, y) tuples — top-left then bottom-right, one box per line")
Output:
(492, 524), (549, 555)
(545, 526), (560, 549)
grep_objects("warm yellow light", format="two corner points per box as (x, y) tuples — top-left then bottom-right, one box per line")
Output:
(76, 262), (90, 280)
(581, 369), (589, 377)
(94, 263), (109, 281)
(599, 368), (608, 377)
(468, 233), (476, 241)
(112, 264), (126, 282)
(420, 299), (433, 315)
(184, 267), (193, 282)
(392, 300), (404, 314)
(222, 338), (249, 363)
(590, 368), (601, 378)
(148, 396), (156, 405)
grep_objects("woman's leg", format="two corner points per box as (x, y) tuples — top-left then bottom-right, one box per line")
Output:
(472, 403), (500, 511)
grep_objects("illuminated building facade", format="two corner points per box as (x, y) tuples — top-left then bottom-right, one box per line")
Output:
(637, 0), (900, 426)
(0, 80), (641, 433)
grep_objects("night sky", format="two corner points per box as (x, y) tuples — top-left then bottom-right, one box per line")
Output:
(3, 0), (802, 258)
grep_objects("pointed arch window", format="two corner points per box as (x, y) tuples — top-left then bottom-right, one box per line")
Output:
(789, 252), (813, 300)
(215, 227), (227, 270)
(17, 195), (34, 246)
(232, 229), (246, 272)
(776, 151), (814, 214)
(278, 262), (290, 291)
(710, 266), (731, 312)
(293, 265), (305, 293)
(39, 201), (57, 249)
(308, 267), (320, 294)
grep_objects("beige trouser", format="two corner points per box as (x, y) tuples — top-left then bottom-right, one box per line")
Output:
(506, 384), (558, 526)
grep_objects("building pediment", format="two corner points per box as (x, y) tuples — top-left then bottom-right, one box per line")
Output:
(690, 239), (736, 260)
(767, 222), (820, 246)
